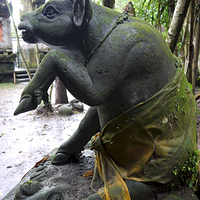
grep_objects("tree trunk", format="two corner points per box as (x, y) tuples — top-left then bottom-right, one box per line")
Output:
(179, 6), (190, 64)
(55, 77), (68, 104)
(29, 0), (40, 68)
(102, 0), (115, 9)
(166, 0), (191, 53)
(188, 0), (195, 91)
(190, 4), (200, 93)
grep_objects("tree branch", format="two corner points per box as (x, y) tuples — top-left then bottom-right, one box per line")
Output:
(166, 0), (191, 53)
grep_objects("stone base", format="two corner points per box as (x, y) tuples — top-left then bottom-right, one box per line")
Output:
(3, 149), (199, 200)
(0, 73), (14, 83)
(3, 149), (100, 200)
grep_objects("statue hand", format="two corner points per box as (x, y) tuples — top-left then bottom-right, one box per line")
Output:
(14, 90), (48, 115)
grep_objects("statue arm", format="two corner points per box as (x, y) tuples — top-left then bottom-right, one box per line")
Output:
(14, 49), (121, 115)
(55, 50), (120, 106)
(14, 50), (57, 115)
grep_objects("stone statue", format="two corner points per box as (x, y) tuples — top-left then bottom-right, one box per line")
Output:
(12, 0), (197, 199)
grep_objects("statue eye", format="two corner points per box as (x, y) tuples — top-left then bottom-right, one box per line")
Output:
(42, 5), (60, 18)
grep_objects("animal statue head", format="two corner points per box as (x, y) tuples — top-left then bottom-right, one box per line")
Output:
(19, 0), (92, 46)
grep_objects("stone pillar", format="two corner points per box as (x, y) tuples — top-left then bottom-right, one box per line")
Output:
(0, 0), (16, 83)
(0, 17), (12, 50)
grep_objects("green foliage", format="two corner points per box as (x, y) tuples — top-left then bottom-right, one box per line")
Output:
(114, 0), (128, 12)
(92, 0), (102, 5)
(0, 83), (13, 86)
(115, 0), (175, 32)
(197, 76), (200, 81)
(188, 83), (194, 91)
(96, 0), (175, 36)
(172, 150), (200, 191)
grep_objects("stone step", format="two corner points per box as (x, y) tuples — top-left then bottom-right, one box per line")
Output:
(13, 68), (37, 84)
(15, 73), (35, 78)
(15, 78), (30, 83)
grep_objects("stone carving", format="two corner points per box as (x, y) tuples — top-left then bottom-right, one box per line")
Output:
(10, 0), (198, 199)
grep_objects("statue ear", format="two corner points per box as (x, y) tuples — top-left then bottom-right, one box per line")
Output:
(73, 0), (92, 28)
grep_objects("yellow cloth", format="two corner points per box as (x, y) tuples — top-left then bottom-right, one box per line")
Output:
(90, 66), (197, 200)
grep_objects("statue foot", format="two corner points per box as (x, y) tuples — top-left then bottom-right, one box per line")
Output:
(51, 152), (78, 165)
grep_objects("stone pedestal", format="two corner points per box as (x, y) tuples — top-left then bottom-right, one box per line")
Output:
(2, 149), (199, 200)
(0, 52), (16, 82)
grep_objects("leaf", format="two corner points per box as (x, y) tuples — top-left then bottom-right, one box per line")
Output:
(83, 171), (94, 177)
(0, 133), (5, 137)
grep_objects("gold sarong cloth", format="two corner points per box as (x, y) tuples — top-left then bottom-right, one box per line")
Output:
(90, 66), (197, 200)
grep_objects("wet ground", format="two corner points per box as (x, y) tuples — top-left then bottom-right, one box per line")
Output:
(0, 83), (88, 199)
